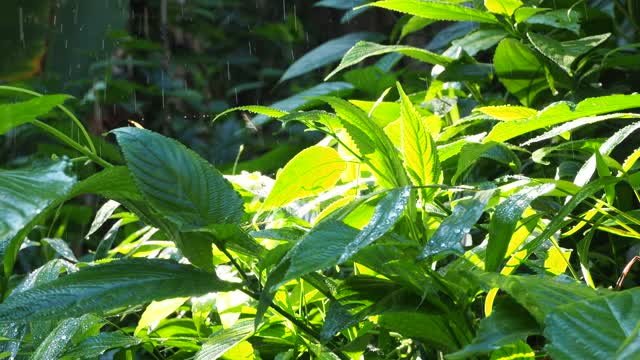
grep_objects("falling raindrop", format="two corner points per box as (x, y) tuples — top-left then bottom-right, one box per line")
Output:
(227, 61), (231, 80)
(18, 7), (24, 47)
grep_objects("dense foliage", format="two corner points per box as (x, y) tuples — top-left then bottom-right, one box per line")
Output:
(2, 0), (640, 359)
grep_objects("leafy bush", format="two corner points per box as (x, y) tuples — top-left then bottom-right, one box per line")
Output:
(2, 0), (640, 359)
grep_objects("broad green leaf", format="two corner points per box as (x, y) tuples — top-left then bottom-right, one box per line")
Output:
(135, 297), (189, 336)
(0, 259), (239, 322)
(62, 332), (142, 359)
(514, 7), (549, 23)
(32, 315), (95, 360)
(68, 166), (142, 202)
(545, 288), (640, 360)
(448, 298), (539, 359)
(280, 32), (383, 82)
(113, 127), (244, 229)
(493, 38), (547, 106)
(326, 41), (451, 80)
(283, 188), (410, 283)
(419, 188), (496, 260)
(252, 82), (354, 126)
(397, 83), (441, 196)
(0, 95), (71, 134)
(486, 184), (556, 272)
(318, 96), (408, 188)
(378, 311), (460, 350)
(0, 160), (76, 274)
(525, 9), (581, 35)
(195, 319), (255, 360)
(474, 272), (600, 324)
(86, 200), (121, 238)
(485, 94), (640, 143)
(484, 0), (522, 16)
(527, 32), (610, 74)
(477, 106), (538, 121)
(262, 146), (347, 211)
(452, 142), (498, 183)
(450, 29), (508, 56)
(367, 0), (499, 24)
(338, 187), (411, 263)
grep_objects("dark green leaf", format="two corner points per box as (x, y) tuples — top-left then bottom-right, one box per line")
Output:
(113, 127), (244, 229)
(493, 38), (547, 106)
(63, 332), (141, 359)
(527, 32), (609, 74)
(195, 319), (254, 360)
(0, 259), (240, 322)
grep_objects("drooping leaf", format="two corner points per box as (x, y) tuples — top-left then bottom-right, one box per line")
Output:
(112, 127), (245, 229)
(262, 146), (347, 211)
(280, 32), (383, 82)
(0, 160), (76, 274)
(42, 238), (77, 262)
(448, 298), (539, 359)
(0, 259), (240, 322)
(326, 41), (451, 80)
(545, 288), (640, 360)
(485, 94), (640, 143)
(486, 183), (556, 272)
(195, 319), (255, 360)
(484, 0), (522, 16)
(449, 28), (508, 56)
(0, 95), (71, 135)
(474, 272), (601, 324)
(318, 96), (408, 188)
(62, 332), (142, 359)
(252, 82), (354, 125)
(419, 188), (496, 260)
(397, 83), (441, 197)
(367, 0), (499, 24)
(493, 38), (547, 106)
(399, 16), (435, 41)
(213, 106), (288, 123)
(527, 32), (610, 74)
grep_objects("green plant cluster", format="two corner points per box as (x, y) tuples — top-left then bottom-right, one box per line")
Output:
(2, 0), (640, 359)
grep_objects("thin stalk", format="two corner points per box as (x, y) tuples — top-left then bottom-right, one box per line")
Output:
(33, 120), (112, 168)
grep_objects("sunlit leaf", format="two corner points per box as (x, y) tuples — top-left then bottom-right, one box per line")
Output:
(0, 95), (71, 135)
(367, 0), (499, 24)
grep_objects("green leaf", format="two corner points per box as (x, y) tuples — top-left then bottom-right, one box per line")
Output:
(486, 184), (555, 272)
(450, 29), (508, 57)
(397, 83), (441, 196)
(545, 288), (640, 360)
(253, 82), (354, 125)
(493, 38), (547, 106)
(283, 188), (410, 282)
(42, 238), (77, 262)
(262, 146), (347, 211)
(280, 32), (383, 82)
(0, 259), (239, 322)
(485, 94), (640, 143)
(399, 16), (435, 41)
(318, 96), (408, 188)
(474, 273), (600, 324)
(527, 32), (610, 74)
(135, 297), (189, 336)
(326, 41), (451, 80)
(68, 166), (142, 202)
(484, 0), (522, 16)
(0, 95), (71, 135)
(525, 9), (581, 35)
(32, 315), (95, 360)
(0, 160), (76, 274)
(195, 319), (255, 360)
(213, 105), (288, 123)
(477, 105), (538, 121)
(378, 311), (460, 350)
(112, 127), (244, 229)
(62, 332), (142, 359)
(419, 188), (496, 260)
(490, 341), (535, 360)
(367, 0), (499, 24)
(315, 0), (365, 10)
(448, 298), (539, 359)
